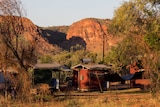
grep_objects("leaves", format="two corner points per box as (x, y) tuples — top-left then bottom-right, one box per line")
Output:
(144, 32), (160, 50)
(110, 1), (140, 35)
(108, 0), (160, 93)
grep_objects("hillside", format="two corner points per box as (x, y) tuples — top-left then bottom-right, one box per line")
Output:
(42, 18), (122, 54)
(66, 18), (120, 53)
(40, 26), (69, 45)
(0, 16), (61, 55)
(0, 16), (122, 56)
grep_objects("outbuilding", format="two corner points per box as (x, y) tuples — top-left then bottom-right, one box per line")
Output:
(71, 63), (111, 92)
(33, 63), (72, 91)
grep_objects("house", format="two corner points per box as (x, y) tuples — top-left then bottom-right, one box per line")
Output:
(71, 63), (111, 92)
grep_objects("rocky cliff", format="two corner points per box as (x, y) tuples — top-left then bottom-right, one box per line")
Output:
(40, 26), (69, 45)
(66, 18), (121, 53)
(0, 16), (122, 56)
(0, 16), (60, 55)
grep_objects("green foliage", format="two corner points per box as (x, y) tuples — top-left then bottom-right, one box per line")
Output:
(110, 0), (160, 36)
(86, 53), (98, 63)
(109, 1), (139, 35)
(52, 49), (86, 67)
(109, 0), (160, 93)
(70, 49), (86, 65)
(70, 44), (85, 51)
(144, 33), (160, 51)
(52, 50), (72, 66)
(109, 0), (160, 65)
(51, 48), (99, 67)
(39, 55), (53, 63)
(104, 35), (144, 72)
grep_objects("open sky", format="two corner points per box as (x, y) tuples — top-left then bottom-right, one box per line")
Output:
(21, 0), (129, 27)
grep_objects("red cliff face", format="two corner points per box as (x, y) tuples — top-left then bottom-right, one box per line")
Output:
(0, 16), (60, 55)
(0, 16), (122, 56)
(21, 18), (62, 55)
(66, 18), (121, 54)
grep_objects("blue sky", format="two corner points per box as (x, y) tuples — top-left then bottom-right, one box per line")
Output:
(22, 0), (129, 27)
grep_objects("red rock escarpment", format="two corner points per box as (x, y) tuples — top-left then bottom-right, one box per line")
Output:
(66, 18), (121, 53)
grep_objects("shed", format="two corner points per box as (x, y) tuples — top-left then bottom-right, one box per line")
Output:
(34, 63), (62, 84)
(33, 63), (72, 90)
(71, 63), (111, 92)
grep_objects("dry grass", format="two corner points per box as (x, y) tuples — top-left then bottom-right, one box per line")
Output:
(1, 97), (159, 107)
(1, 89), (160, 107)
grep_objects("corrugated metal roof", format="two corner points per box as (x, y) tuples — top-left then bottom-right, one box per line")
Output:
(71, 63), (111, 70)
(34, 63), (62, 69)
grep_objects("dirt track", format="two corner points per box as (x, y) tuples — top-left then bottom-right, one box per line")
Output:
(53, 88), (152, 99)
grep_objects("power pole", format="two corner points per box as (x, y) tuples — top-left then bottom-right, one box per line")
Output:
(102, 33), (105, 63)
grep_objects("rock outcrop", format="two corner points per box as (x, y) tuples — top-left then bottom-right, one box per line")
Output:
(66, 18), (121, 53)
(0, 16), (61, 55)
(0, 16), (122, 56)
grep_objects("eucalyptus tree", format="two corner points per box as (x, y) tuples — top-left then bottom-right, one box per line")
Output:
(108, 0), (160, 93)
(0, 0), (39, 71)
(0, 0), (39, 100)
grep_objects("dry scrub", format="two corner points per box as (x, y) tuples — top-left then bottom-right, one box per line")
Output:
(0, 91), (160, 107)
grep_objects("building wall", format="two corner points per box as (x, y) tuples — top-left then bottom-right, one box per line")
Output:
(79, 69), (89, 91)
(73, 69), (104, 91)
